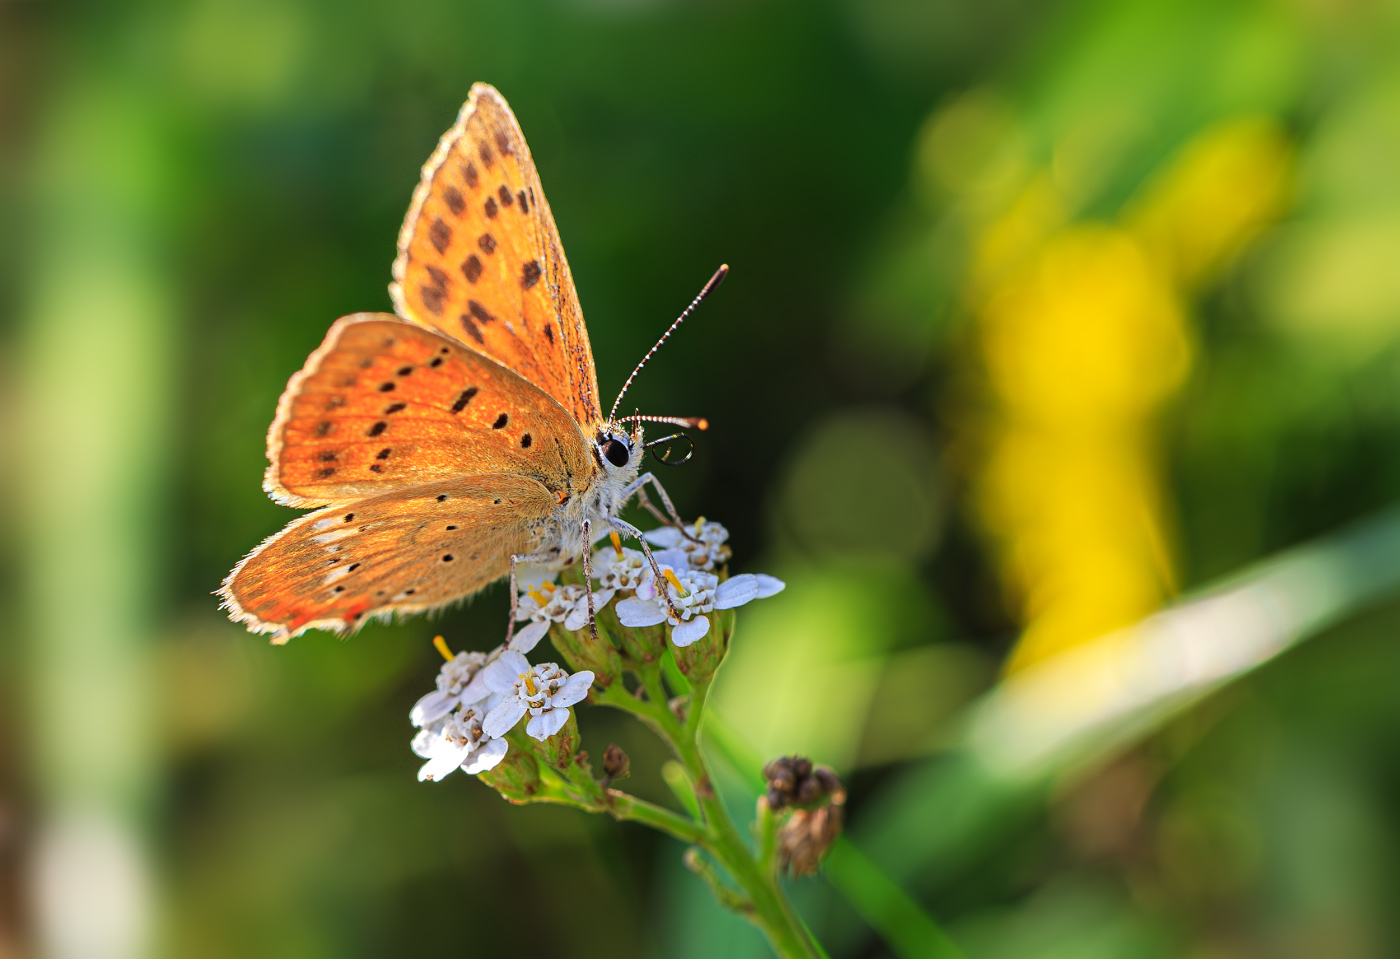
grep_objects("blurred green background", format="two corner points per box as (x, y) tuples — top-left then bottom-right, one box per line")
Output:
(6, 0), (1400, 956)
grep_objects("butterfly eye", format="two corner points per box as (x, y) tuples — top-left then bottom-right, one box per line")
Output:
(603, 439), (630, 468)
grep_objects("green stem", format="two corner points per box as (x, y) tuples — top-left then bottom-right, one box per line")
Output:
(684, 846), (753, 914)
(598, 661), (820, 957)
(685, 743), (817, 958)
(607, 789), (709, 846)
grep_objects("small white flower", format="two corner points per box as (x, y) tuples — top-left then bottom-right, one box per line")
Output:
(410, 650), (491, 728)
(413, 704), (509, 781)
(644, 520), (733, 571)
(615, 567), (785, 648)
(481, 650), (595, 742)
(513, 581), (617, 650)
(593, 545), (651, 592)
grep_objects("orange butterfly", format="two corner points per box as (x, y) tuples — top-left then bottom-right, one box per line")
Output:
(220, 83), (717, 644)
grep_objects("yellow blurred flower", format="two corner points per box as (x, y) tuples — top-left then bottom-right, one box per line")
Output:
(950, 114), (1292, 672)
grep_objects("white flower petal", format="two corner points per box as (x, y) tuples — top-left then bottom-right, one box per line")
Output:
(410, 689), (455, 728)
(411, 728), (438, 758)
(714, 575), (760, 610)
(482, 700), (528, 739)
(562, 589), (616, 630)
(462, 737), (508, 774)
(527, 707), (570, 741)
(516, 565), (557, 591)
(509, 619), (551, 653)
(418, 739), (472, 782)
(670, 615), (711, 647)
(616, 597), (667, 628)
(552, 671), (594, 708)
(457, 671), (492, 705)
(652, 548), (690, 570)
(483, 650), (531, 692)
(643, 527), (683, 547)
(753, 574), (786, 598)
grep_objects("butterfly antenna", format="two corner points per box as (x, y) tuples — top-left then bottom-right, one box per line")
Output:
(616, 414), (709, 430)
(608, 264), (728, 423)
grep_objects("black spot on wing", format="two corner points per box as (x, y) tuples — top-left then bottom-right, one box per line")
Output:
(420, 285), (445, 315)
(462, 254), (483, 283)
(468, 300), (495, 325)
(460, 315), (484, 344)
(451, 387), (478, 412)
(429, 218), (452, 253)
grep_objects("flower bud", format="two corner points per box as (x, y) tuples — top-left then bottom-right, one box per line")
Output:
(602, 743), (630, 785)
(673, 606), (734, 684)
(534, 707), (582, 771)
(778, 803), (843, 877)
(763, 755), (846, 876)
(605, 605), (666, 665)
(548, 620), (624, 687)
(763, 756), (842, 811)
(477, 734), (542, 804)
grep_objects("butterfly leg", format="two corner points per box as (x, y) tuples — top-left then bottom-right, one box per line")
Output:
(580, 520), (599, 642)
(507, 551), (559, 647)
(623, 472), (697, 539)
(608, 516), (686, 623)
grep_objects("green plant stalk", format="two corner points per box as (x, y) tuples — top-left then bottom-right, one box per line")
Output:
(601, 664), (821, 958)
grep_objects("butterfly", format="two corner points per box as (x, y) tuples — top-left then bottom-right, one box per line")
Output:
(220, 83), (719, 644)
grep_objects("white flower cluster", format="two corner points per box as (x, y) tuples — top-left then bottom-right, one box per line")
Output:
(410, 645), (594, 783)
(512, 580), (615, 652)
(600, 521), (784, 647)
(410, 520), (782, 781)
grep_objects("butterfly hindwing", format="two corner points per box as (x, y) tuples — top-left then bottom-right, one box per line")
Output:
(391, 83), (603, 432)
(266, 313), (595, 508)
(222, 475), (558, 640)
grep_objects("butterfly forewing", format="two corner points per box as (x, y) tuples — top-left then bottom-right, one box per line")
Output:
(222, 475), (558, 639)
(391, 83), (602, 431)
(266, 313), (594, 508)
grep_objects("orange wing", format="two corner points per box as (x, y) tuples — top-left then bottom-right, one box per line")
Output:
(221, 474), (557, 641)
(265, 313), (595, 508)
(391, 83), (603, 431)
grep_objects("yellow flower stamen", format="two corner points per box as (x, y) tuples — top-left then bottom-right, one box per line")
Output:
(694, 516), (705, 537)
(432, 635), (453, 662)
(522, 673), (537, 696)
(609, 531), (623, 556)
(663, 568), (689, 597)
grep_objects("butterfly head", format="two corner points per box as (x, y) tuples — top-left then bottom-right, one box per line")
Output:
(595, 425), (644, 479)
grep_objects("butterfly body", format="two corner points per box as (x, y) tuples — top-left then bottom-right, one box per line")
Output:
(221, 84), (691, 643)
